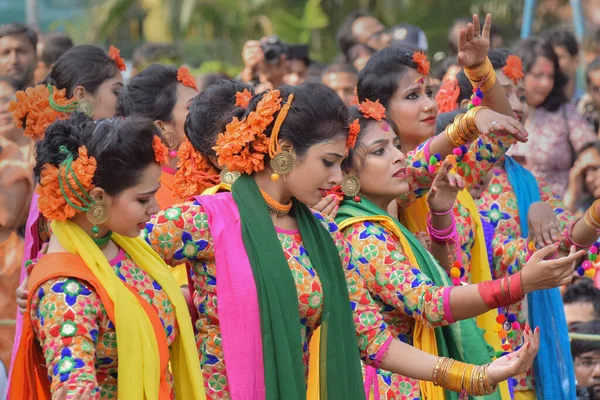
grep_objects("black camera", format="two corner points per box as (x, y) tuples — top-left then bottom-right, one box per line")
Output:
(261, 36), (288, 64)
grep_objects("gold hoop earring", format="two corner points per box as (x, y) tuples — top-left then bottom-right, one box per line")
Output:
(270, 150), (295, 181)
(219, 166), (241, 185)
(341, 173), (361, 202)
(86, 199), (111, 236)
(77, 100), (95, 118)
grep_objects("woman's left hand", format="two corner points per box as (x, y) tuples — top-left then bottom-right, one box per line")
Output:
(427, 159), (464, 213)
(457, 14), (492, 68)
(487, 325), (540, 385)
(528, 202), (561, 247)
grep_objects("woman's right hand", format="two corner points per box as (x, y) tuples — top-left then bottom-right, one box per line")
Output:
(487, 325), (540, 385)
(427, 159), (463, 213)
(311, 194), (340, 219)
(520, 244), (586, 294)
(474, 108), (528, 143)
(16, 276), (28, 314)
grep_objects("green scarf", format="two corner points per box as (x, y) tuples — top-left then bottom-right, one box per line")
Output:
(231, 175), (364, 399)
(336, 197), (500, 400)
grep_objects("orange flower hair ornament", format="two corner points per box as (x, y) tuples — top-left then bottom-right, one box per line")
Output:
(108, 46), (126, 72)
(435, 78), (460, 113)
(152, 135), (169, 165)
(8, 84), (77, 140)
(413, 51), (430, 76)
(37, 145), (97, 221)
(358, 99), (386, 121)
(172, 140), (220, 200)
(235, 88), (253, 107)
(503, 55), (525, 84)
(214, 90), (283, 174)
(347, 119), (360, 151)
(177, 66), (198, 91)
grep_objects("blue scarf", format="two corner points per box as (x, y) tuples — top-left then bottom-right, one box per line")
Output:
(505, 155), (576, 399)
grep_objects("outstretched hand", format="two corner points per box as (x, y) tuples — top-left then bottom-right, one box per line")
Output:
(457, 14), (492, 68)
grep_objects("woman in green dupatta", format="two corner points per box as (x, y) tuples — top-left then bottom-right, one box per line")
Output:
(334, 107), (585, 399)
(144, 82), (541, 399)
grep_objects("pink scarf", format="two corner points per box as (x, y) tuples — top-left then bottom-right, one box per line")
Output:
(8, 193), (42, 398)
(195, 193), (265, 399)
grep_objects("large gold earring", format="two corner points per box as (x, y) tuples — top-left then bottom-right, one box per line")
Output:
(341, 173), (361, 202)
(86, 199), (111, 236)
(270, 150), (295, 181)
(219, 166), (241, 185)
(162, 130), (180, 159)
(77, 100), (95, 118)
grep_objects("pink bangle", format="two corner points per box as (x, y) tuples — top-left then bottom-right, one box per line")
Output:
(509, 271), (524, 302)
(443, 286), (455, 323)
(423, 137), (433, 161)
(430, 207), (454, 216)
(564, 219), (594, 249)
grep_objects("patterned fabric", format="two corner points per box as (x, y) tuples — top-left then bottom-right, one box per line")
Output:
(476, 167), (576, 392)
(509, 104), (597, 196)
(343, 219), (449, 399)
(401, 131), (514, 282)
(30, 250), (178, 399)
(144, 200), (391, 400)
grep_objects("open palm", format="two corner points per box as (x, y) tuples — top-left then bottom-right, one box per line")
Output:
(487, 326), (540, 385)
(457, 14), (492, 68)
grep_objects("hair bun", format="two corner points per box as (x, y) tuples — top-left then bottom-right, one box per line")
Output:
(33, 112), (93, 180)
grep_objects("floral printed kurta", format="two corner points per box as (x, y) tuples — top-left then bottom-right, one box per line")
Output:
(476, 167), (576, 392)
(343, 220), (451, 399)
(30, 249), (179, 399)
(144, 200), (392, 399)
(401, 131), (516, 281)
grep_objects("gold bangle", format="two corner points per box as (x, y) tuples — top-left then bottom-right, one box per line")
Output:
(465, 57), (497, 92)
(432, 357), (445, 384)
(446, 115), (466, 147)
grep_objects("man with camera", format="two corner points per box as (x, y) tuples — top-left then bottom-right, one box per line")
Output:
(241, 36), (309, 91)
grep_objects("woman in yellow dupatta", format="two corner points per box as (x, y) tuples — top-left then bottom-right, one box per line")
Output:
(355, 15), (526, 369)
(10, 113), (204, 399)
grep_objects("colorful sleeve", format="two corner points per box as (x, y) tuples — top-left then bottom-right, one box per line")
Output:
(143, 200), (213, 266)
(30, 277), (102, 398)
(537, 177), (577, 230)
(342, 220), (450, 329)
(397, 138), (438, 208)
(312, 212), (392, 364)
(457, 132), (516, 189)
(566, 104), (597, 152)
(491, 234), (526, 279)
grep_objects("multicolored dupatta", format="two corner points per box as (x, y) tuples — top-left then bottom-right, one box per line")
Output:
(231, 175), (364, 399)
(337, 197), (501, 400)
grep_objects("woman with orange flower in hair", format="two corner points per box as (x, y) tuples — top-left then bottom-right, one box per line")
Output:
(143, 82), (541, 399)
(9, 113), (204, 399)
(9, 44), (127, 389)
(117, 64), (198, 209)
(442, 49), (600, 400)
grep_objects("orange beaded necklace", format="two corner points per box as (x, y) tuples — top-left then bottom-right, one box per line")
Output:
(260, 188), (292, 217)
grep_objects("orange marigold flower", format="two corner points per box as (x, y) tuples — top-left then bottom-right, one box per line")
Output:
(347, 119), (360, 150)
(8, 84), (75, 140)
(435, 78), (460, 113)
(503, 55), (525, 84)
(413, 51), (430, 76)
(172, 140), (220, 200)
(153, 135), (169, 165)
(109, 46), (126, 72)
(37, 146), (97, 221)
(359, 99), (386, 121)
(213, 89), (283, 174)
(177, 66), (198, 91)
(235, 88), (253, 107)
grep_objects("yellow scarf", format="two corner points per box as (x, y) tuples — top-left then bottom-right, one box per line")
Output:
(399, 192), (510, 399)
(51, 220), (206, 399)
(202, 182), (231, 195)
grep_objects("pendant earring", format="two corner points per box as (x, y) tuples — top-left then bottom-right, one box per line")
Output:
(162, 130), (180, 158)
(270, 150), (295, 181)
(341, 173), (361, 202)
(219, 166), (241, 185)
(77, 100), (95, 118)
(86, 199), (111, 236)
